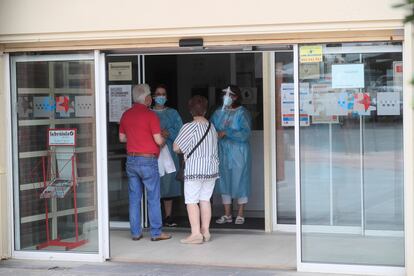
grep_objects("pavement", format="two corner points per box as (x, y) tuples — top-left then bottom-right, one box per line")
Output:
(0, 259), (356, 276)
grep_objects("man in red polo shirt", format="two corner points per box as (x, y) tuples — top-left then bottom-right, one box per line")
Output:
(119, 84), (171, 241)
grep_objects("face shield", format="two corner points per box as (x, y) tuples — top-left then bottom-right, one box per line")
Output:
(222, 86), (236, 110)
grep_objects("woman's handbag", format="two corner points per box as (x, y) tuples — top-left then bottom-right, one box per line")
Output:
(175, 122), (211, 182)
(175, 154), (185, 182)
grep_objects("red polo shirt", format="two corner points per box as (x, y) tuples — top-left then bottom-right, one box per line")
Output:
(119, 103), (161, 155)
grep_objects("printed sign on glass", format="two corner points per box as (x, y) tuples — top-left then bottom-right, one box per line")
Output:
(300, 45), (323, 63)
(109, 85), (132, 122)
(332, 64), (365, 89)
(48, 129), (76, 146)
(281, 83), (310, 127)
(108, 62), (132, 81)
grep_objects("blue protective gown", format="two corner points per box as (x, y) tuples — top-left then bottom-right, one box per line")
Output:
(210, 106), (252, 199)
(153, 107), (183, 198)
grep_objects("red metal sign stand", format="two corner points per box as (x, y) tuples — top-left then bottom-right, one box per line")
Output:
(37, 129), (87, 250)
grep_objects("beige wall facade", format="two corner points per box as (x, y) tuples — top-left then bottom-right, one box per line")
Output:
(0, 0), (407, 51)
(0, 0), (413, 274)
(0, 0), (404, 35)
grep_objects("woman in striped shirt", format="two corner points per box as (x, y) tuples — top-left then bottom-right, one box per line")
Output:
(173, 95), (219, 244)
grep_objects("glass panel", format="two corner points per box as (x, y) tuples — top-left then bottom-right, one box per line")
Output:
(106, 53), (265, 230)
(13, 57), (98, 253)
(106, 55), (139, 222)
(362, 52), (404, 232)
(299, 42), (404, 266)
(145, 53), (265, 229)
(275, 51), (296, 224)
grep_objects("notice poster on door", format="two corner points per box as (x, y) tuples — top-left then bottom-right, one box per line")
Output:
(55, 96), (75, 118)
(353, 92), (375, 115)
(33, 96), (54, 118)
(108, 62), (132, 81)
(306, 83), (343, 124)
(377, 92), (400, 116)
(280, 83), (310, 127)
(332, 64), (365, 89)
(109, 85), (132, 122)
(48, 128), (76, 146)
(300, 63), (320, 79)
(300, 45), (323, 63)
(75, 96), (94, 117)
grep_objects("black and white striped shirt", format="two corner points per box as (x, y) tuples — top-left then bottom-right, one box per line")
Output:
(174, 121), (219, 181)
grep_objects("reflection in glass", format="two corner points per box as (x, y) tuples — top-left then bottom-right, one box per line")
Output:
(299, 43), (404, 266)
(275, 52), (296, 224)
(12, 58), (98, 253)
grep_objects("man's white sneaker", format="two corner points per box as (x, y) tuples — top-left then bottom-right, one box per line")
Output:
(216, 215), (232, 224)
(235, 216), (245, 225)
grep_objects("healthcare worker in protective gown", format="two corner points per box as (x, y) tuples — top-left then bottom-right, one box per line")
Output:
(152, 84), (183, 227)
(211, 85), (252, 225)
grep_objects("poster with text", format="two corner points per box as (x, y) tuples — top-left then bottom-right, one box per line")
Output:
(109, 85), (132, 122)
(280, 83), (310, 127)
(377, 92), (400, 116)
(300, 45), (323, 63)
(332, 64), (365, 89)
(108, 62), (132, 81)
(75, 96), (94, 117)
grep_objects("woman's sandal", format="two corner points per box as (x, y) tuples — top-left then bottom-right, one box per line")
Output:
(180, 234), (203, 244)
(202, 232), (211, 242)
(235, 216), (245, 225)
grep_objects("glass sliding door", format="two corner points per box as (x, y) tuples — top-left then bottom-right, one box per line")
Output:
(11, 54), (100, 255)
(106, 55), (140, 225)
(298, 42), (404, 267)
(274, 49), (296, 225)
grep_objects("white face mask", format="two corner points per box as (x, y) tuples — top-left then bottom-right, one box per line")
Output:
(223, 95), (233, 106)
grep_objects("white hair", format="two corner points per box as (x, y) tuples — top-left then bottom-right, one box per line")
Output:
(132, 84), (151, 104)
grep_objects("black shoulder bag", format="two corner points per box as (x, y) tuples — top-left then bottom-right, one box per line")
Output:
(176, 122), (211, 182)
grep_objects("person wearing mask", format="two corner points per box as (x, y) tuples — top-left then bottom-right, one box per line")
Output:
(173, 95), (219, 244)
(119, 84), (171, 241)
(152, 84), (183, 227)
(211, 85), (252, 225)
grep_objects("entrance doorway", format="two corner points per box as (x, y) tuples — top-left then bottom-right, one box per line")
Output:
(106, 52), (265, 231)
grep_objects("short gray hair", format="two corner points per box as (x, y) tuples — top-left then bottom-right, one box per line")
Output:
(132, 84), (151, 104)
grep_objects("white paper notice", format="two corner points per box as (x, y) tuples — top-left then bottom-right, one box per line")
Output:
(332, 64), (365, 89)
(280, 83), (310, 127)
(75, 96), (94, 117)
(377, 92), (400, 116)
(108, 62), (132, 81)
(325, 93), (348, 116)
(33, 96), (53, 118)
(109, 85), (132, 122)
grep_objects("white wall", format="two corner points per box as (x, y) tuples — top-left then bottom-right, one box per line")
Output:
(0, 0), (405, 43)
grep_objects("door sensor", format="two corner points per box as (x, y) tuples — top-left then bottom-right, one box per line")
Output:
(179, 38), (203, 47)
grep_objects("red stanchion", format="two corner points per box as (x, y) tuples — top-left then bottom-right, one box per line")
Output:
(36, 129), (87, 251)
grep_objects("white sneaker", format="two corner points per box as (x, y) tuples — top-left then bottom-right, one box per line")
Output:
(235, 216), (245, 225)
(216, 215), (232, 224)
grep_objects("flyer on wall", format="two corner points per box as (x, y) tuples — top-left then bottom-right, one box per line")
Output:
(109, 85), (132, 122)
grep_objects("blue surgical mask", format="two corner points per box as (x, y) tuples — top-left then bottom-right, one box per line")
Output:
(154, 96), (167, 106)
(223, 95), (233, 107)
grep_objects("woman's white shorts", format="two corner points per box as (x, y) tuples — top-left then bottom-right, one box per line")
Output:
(184, 179), (216, 204)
